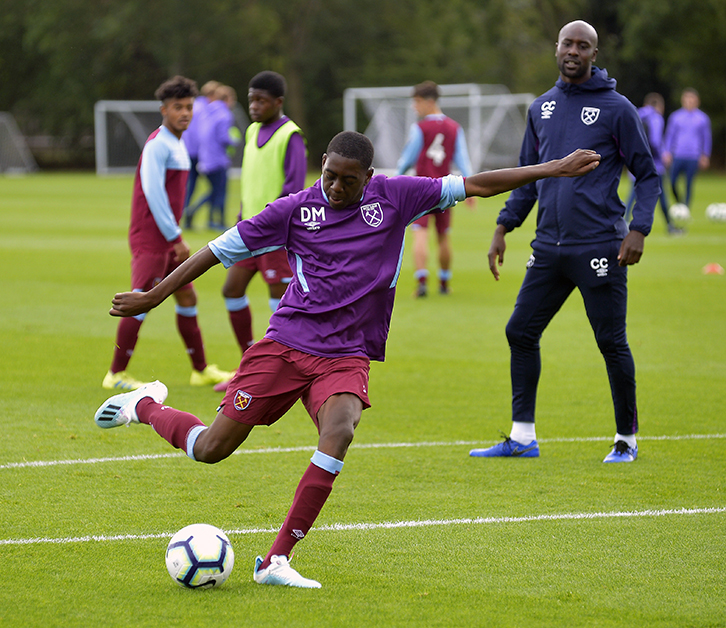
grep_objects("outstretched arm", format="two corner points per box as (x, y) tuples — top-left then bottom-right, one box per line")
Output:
(464, 149), (600, 198)
(110, 246), (220, 317)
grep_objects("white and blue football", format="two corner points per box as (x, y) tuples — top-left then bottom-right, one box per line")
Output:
(165, 523), (235, 588)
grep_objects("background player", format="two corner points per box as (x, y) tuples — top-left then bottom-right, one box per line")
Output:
(624, 93), (680, 235)
(396, 81), (474, 297)
(95, 131), (599, 587)
(663, 88), (712, 211)
(102, 76), (233, 392)
(216, 71), (307, 386)
(182, 79), (220, 224)
(194, 84), (240, 230)
(470, 20), (659, 463)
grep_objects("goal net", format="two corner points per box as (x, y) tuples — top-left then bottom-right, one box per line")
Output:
(343, 84), (534, 174)
(0, 112), (38, 174)
(94, 100), (249, 175)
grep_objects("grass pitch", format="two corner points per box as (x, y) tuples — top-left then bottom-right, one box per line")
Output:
(0, 171), (724, 627)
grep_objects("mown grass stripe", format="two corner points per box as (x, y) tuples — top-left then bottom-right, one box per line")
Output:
(2, 506), (723, 546)
(2, 433), (724, 470)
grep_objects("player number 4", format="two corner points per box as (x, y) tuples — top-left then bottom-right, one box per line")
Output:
(426, 133), (447, 167)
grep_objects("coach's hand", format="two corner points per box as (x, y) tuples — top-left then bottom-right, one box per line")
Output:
(488, 224), (508, 281)
(618, 230), (645, 266)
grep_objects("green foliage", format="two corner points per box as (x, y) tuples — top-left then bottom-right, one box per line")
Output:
(619, 0), (726, 153)
(2, 0), (725, 166)
(0, 172), (725, 626)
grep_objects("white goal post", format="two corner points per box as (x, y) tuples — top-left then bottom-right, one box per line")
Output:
(94, 100), (249, 175)
(0, 112), (38, 174)
(343, 83), (535, 174)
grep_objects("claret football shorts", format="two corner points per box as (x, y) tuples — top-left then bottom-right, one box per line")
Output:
(131, 248), (193, 292)
(219, 338), (371, 427)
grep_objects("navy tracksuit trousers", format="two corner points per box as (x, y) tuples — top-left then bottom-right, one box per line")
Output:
(505, 240), (638, 436)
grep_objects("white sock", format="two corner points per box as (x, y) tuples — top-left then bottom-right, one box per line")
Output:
(510, 421), (537, 444)
(615, 433), (637, 448)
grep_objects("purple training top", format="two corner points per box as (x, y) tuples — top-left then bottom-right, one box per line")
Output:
(198, 100), (235, 173)
(663, 107), (712, 160)
(210, 174), (465, 361)
(638, 105), (665, 175)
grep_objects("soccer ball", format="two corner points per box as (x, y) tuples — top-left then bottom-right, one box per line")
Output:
(165, 523), (235, 588)
(706, 203), (726, 222)
(669, 203), (691, 222)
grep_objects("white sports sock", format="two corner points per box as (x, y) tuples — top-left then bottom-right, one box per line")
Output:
(615, 433), (637, 448)
(310, 449), (344, 475)
(186, 425), (208, 461)
(510, 421), (537, 444)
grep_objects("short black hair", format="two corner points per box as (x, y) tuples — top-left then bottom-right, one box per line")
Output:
(249, 71), (286, 98)
(326, 132), (374, 170)
(154, 75), (198, 101)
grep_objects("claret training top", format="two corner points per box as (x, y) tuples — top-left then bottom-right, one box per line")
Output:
(129, 125), (190, 251)
(209, 173), (466, 361)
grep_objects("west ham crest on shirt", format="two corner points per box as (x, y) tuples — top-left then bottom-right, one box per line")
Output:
(581, 107), (600, 125)
(361, 203), (383, 227)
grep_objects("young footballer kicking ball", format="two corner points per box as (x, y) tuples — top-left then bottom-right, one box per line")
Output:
(95, 131), (599, 588)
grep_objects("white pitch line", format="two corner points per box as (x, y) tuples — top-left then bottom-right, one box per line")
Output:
(1, 433), (725, 471)
(2, 506), (724, 547)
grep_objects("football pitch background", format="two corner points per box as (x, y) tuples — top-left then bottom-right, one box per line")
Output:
(1, 171), (724, 627)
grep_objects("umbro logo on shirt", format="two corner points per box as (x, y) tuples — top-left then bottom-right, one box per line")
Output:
(301, 206), (326, 231)
(541, 101), (556, 119)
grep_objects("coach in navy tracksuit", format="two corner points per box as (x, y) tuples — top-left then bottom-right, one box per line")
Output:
(470, 20), (659, 463)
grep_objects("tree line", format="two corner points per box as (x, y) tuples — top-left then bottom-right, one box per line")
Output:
(1, 0), (724, 168)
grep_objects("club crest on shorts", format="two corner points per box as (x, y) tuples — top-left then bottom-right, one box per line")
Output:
(581, 107), (600, 125)
(361, 203), (383, 228)
(233, 390), (252, 411)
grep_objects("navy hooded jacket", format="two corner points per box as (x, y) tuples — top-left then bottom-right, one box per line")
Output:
(497, 67), (659, 244)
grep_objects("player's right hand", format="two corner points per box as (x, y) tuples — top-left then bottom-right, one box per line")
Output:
(110, 291), (153, 317)
(173, 240), (191, 263)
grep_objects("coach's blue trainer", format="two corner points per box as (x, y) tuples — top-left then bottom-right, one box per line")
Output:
(469, 435), (540, 458)
(253, 555), (321, 589)
(603, 440), (638, 463)
(94, 381), (168, 428)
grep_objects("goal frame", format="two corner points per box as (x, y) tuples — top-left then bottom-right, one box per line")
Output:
(343, 83), (535, 174)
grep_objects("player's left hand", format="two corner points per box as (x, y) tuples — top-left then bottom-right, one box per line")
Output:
(618, 230), (645, 266)
(556, 149), (601, 177)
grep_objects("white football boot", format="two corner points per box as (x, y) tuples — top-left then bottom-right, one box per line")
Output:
(253, 555), (321, 588)
(94, 381), (168, 428)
